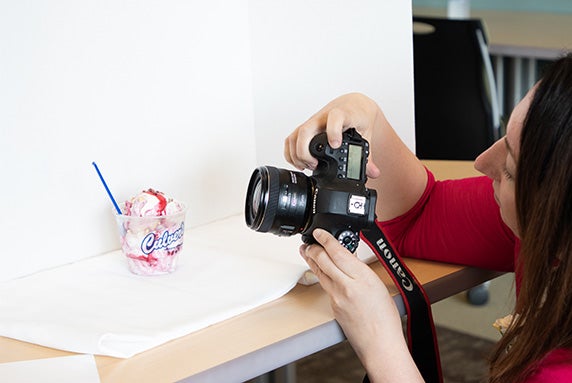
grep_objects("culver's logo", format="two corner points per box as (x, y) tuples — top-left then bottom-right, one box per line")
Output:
(141, 223), (185, 255)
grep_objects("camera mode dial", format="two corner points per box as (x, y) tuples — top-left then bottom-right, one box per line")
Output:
(337, 230), (360, 253)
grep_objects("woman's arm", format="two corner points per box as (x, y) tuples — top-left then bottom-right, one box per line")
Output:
(285, 92), (516, 270)
(301, 229), (424, 382)
(285, 93), (428, 380)
(284, 92), (427, 220)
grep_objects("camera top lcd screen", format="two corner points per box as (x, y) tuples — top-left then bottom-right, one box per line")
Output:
(347, 144), (363, 180)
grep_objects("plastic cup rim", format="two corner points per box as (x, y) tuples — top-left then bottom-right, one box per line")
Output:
(114, 202), (188, 220)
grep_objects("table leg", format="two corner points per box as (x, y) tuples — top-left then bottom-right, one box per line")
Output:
(251, 363), (297, 383)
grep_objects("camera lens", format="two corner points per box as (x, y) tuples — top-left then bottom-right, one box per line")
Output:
(245, 166), (312, 236)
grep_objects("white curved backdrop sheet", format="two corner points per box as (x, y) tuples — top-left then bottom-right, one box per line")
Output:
(0, 215), (309, 358)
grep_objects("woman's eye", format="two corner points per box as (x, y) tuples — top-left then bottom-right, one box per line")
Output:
(503, 168), (513, 180)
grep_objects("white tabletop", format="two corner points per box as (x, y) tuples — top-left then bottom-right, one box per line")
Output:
(0, 161), (502, 383)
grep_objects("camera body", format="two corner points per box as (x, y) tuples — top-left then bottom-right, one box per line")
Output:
(245, 128), (377, 252)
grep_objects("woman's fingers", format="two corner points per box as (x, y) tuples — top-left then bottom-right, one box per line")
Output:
(301, 242), (348, 285)
(295, 118), (324, 169)
(284, 130), (301, 170)
(284, 121), (321, 171)
(301, 229), (366, 282)
(325, 108), (345, 149)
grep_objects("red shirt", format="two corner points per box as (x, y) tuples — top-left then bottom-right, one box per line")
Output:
(378, 170), (516, 272)
(377, 169), (572, 381)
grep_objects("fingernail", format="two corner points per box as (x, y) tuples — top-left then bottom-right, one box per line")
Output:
(313, 228), (324, 239)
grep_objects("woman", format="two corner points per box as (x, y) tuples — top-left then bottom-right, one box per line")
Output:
(284, 53), (572, 382)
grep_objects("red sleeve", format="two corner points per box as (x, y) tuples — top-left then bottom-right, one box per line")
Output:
(377, 168), (516, 272)
(525, 349), (572, 382)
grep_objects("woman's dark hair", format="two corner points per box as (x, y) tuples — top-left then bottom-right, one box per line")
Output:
(489, 53), (572, 382)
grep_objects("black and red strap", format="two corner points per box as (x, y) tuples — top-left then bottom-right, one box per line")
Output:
(360, 222), (443, 383)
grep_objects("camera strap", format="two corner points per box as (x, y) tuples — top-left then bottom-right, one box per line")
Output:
(360, 222), (443, 383)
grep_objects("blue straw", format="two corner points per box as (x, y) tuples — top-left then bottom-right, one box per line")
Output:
(92, 161), (122, 215)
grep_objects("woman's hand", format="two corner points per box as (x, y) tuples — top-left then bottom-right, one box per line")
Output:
(285, 92), (427, 221)
(301, 228), (424, 382)
(284, 92), (381, 179)
(300, 228), (400, 358)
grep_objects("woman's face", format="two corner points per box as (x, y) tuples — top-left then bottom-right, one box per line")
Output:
(474, 89), (534, 237)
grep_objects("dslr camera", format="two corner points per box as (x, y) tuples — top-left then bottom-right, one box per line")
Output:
(244, 128), (377, 253)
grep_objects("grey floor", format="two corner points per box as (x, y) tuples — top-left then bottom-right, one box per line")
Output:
(432, 272), (516, 342)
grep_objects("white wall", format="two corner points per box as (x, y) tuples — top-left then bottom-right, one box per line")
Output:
(0, 1), (414, 281)
(250, 0), (415, 168)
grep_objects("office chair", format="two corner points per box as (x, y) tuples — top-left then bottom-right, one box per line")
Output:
(413, 16), (501, 160)
(413, 16), (501, 305)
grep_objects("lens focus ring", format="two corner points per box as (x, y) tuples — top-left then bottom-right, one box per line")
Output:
(258, 167), (280, 232)
(244, 166), (311, 236)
